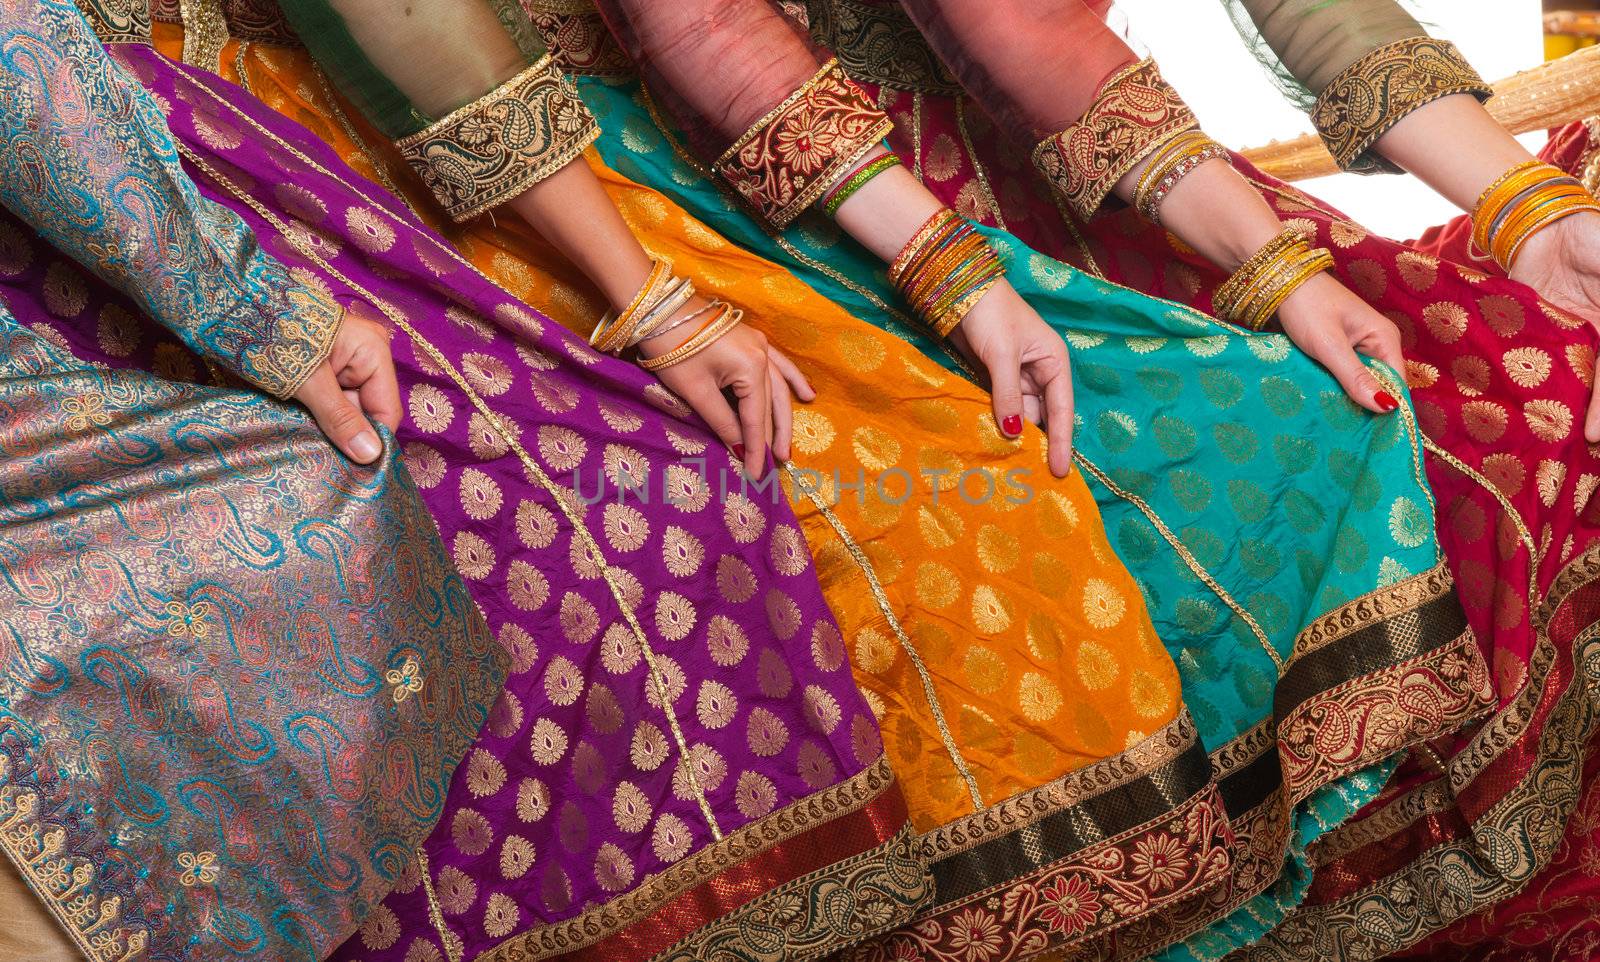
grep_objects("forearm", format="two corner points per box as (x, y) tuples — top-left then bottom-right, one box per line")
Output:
(505, 159), (654, 310)
(1110, 155), (1286, 272)
(1370, 94), (1539, 212)
(830, 147), (947, 262)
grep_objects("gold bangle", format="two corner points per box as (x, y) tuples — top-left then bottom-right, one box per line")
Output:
(1497, 194), (1600, 269)
(933, 273), (1001, 337)
(1239, 249), (1333, 331)
(1135, 132), (1230, 224)
(1214, 228), (1309, 321)
(593, 259), (670, 352)
(639, 306), (742, 372)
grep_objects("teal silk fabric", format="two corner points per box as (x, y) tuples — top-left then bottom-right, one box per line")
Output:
(579, 77), (1480, 960)
(0, 3), (505, 959)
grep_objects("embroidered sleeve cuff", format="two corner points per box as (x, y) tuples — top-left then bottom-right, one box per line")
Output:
(713, 59), (894, 229)
(238, 283), (342, 399)
(1031, 59), (1199, 222)
(525, 0), (634, 77)
(1312, 37), (1492, 175)
(396, 54), (600, 222)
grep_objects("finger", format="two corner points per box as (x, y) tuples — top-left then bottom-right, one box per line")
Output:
(675, 377), (744, 453)
(1042, 367), (1075, 477)
(768, 348), (815, 402)
(296, 365), (383, 463)
(1313, 340), (1396, 415)
(1021, 394), (1043, 426)
(769, 363), (794, 462)
(988, 343), (1025, 438)
(1354, 324), (1406, 383)
(732, 368), (770, 477)
(1587, 379), (1600, 445)
(358, 343), (403, 432)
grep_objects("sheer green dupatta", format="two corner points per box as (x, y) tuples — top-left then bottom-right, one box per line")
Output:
(571, 74), (1489, 961)
(276, 0), (597, 220)
(1216, 0), (1492, 172)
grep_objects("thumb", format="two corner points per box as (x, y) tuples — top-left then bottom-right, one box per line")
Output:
(296, 365), (384, 463)
(1314, 341), (1398, 415)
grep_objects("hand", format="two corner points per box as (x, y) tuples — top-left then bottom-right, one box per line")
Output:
(1274, 273), (1405, 414)
(1508, 210), (1600, 442)
(640, 298), (814, 477)
(948, 281), (1075, 477)
(292, 304), (401, 464)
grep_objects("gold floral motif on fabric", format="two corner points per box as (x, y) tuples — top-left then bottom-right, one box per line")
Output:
(1032, 59), (1199, 221)
(713, 59), (894, 228)
(396, 55), (600, 222)
(1311, 37), (1491, 174)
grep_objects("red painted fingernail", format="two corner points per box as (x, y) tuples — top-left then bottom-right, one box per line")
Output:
(1374, 391), (1399, 413)
(733, 443), (746, 460)
(1001, 414), (1022, 437)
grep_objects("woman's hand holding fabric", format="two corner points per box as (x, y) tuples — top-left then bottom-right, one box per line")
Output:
(637, 295), (813, 477)
(1273, 273), (1406, 415)
(949, 281), (1077, 478)
(293, 304), (401, 464)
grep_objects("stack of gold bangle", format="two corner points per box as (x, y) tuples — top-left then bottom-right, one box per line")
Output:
(1213, 227), (1335, 331)
(889, 209), (1006, 338)
(589, 258), (706, 355)
(1472, 160), (1600, 270)
(1134, 131), (1230, 224)
(639, 303), (743, 372)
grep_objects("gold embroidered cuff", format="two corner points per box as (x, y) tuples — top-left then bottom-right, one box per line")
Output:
(1312, 37), (1492, 174)
(396, 55), (600, 222)
(250, 286), (342, 399)
(1031, 59), (1199, 221)
(804, 0), (962, 95)
(713, 59), (894, 228)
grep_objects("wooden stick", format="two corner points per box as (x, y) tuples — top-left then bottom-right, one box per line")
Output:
(1239, 45), (1600, 182)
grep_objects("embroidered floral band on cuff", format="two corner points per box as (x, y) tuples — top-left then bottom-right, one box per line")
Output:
(1311, 37), (1492, 175)
(1032, 58), (1199, 222)
(238, 281), (342, 398)
(396, 54), (599, 222)
(713, 58), (894, 228)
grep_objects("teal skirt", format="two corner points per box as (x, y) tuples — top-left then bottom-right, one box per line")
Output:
(579, 78), (1487, 962)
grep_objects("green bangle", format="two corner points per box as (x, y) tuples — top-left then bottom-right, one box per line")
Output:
(822, 155), (903, 216)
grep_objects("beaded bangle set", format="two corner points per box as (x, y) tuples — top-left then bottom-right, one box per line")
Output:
(1213, 228), (1334, 332)
(589, 258), (742, 372)
(1472, 160), (1600, 271)
(1133, 130), (1230, 224)
(889, 209), (1006, 338)
(820, 151), (902, 216)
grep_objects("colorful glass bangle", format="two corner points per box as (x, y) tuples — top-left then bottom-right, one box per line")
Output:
(889, 209), (961, 282)
(592, 258), (671, 353)
(822, 153), (902, 217)
(1471, 161), (1600, 270)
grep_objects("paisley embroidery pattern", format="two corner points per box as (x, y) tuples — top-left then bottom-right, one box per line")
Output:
(524, 0), (633, 78)
(396, 54), (599, 221)
(7, 0), (336, 397)
(802, 0), (961, 95)
(1311, 38), (1491, 174)
(1032, 58), (1198, 221)
(714, 59), (893, 227)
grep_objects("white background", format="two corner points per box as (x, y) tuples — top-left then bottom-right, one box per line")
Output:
(1114, 0), (1545, 239)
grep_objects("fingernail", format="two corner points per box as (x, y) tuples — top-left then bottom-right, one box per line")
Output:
(351, 431), (382, 462)
(733, 443), (746, 460)
(1000, 414), (1022, 437)
(1374, 391), (1399, 413)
